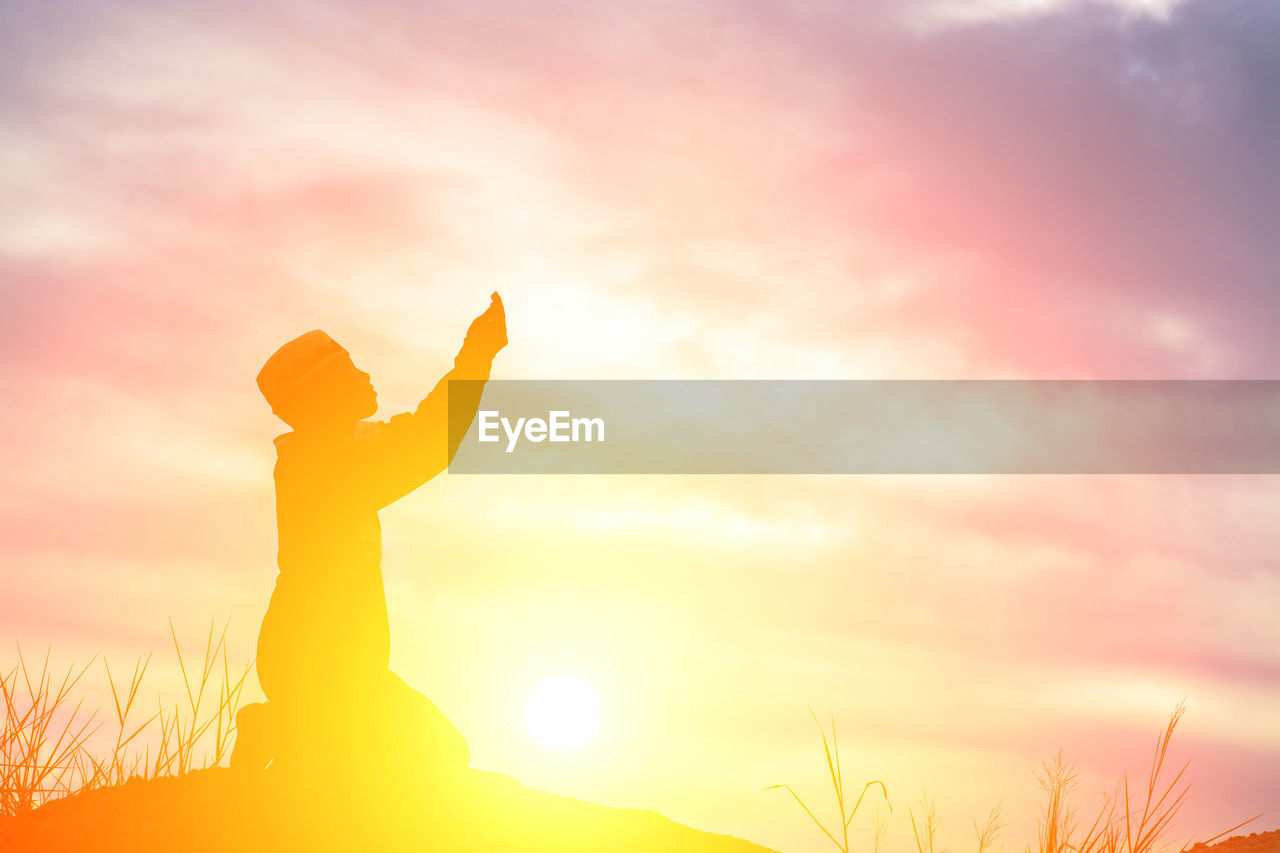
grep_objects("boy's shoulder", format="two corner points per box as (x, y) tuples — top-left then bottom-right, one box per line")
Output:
(270, 429), (336, 461)
(356, 414), (416, 441)
(272, 420), (398, 448)
(272, 417), (410, 458)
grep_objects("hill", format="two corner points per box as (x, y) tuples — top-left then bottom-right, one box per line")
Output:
(0, 764), (777, 853)
(1193, 830), (1280, 853)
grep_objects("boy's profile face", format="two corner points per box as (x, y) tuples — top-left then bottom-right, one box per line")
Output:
(258, 330), (379, 429)
(306, 351), (378, 425)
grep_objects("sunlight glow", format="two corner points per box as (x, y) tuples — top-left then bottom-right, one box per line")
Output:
(524, 676), (600, 751)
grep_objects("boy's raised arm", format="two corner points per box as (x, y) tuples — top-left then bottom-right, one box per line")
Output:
(363, 293), (507, 508)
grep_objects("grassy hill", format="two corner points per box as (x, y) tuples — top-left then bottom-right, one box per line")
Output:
(0, 763), (777, 853)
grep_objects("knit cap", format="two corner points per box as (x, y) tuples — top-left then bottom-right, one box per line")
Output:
(256, 330), (347, 416)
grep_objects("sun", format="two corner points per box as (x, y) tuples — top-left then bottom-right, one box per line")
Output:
(524, 675), (600, 751)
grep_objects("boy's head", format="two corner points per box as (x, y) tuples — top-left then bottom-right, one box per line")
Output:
(257, 330), (378, 430)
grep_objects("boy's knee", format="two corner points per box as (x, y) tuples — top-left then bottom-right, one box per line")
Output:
(231, 702), (276, 771)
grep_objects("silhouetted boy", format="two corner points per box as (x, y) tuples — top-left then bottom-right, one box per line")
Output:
(232, 293), (506, 770)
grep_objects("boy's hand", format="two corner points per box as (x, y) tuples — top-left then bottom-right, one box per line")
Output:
(464, 291), (507, 357)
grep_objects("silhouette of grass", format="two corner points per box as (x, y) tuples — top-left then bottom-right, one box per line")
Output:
(2, 660), (1270, 853)
(975, 803), (1006, 853)
(908, 791), (942, 853)
(765, 707), (891, 853)
(1, 650), (98, 814)
(1036, 702), (1262, 853)
(1, 619), (252, 818)
(772, 703), (1261, 853)
(873, 805), (890, 853)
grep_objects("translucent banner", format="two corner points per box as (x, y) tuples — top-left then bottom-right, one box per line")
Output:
(446, 380), (1280, 474)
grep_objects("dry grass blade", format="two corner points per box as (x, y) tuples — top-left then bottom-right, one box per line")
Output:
(167, 618), (245, 774)
(766, 709), (891, 853)
(1037, 752), (1077, 853)
(847, 781), (892, 830)
(828, 709), (848, 851)
(211, 652), (253, 766)
(976, 803), (1006, 853)
(1076, 788), (1118, 853)
(98, 653), (161, 788)
(2, 622), (254, 814)
(151, 703), (177, 778)
(1124, 700), (1189, 853)
(1031, 702), (1241, 853)
(169, 620), (197, 723)
(1193, 814), (1263, 849)
(765, 783), (846, 851)
(31, 698), (101, 798)
(908, 791), (944, 853)
(873, 806), (889, 853)
(1, 648), (100, 814)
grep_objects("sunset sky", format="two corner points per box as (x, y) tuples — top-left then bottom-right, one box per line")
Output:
(1, 1), (1277, 850)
